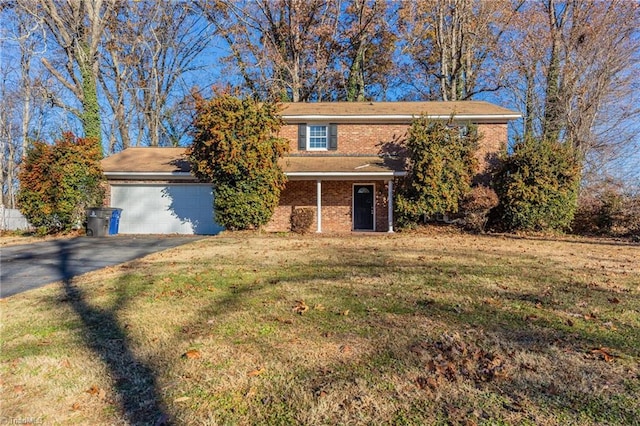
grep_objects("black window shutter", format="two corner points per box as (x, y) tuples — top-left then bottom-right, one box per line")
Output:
(298, 123), (306, 150)
(328, 123), (338, 150)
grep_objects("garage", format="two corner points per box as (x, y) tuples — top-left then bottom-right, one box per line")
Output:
(110, 183), (223, 235)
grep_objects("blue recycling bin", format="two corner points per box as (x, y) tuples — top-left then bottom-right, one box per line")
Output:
(108, 208), (122, 235)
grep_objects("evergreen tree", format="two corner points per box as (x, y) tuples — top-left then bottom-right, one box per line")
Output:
(188, 93), (289, 230)
(493, 136), (581, 232)
(396, 116), (479, 227)
(18, 133), (104, 234)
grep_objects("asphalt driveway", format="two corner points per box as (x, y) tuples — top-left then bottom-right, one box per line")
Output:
(0, 235), (204, 298)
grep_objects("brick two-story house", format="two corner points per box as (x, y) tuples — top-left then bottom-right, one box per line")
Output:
(101, 101), (520, 234)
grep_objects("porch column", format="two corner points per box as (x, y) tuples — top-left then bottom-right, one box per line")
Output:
(387, 179), (394, 233)
(316, 179), (322, 233)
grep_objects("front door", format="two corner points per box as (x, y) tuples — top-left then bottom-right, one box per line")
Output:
(353, 184), (374, 230)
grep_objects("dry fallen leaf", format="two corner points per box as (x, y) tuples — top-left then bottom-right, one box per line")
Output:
(591, 347), (615, 362)
(341, 309), (350, 316)
(292, 300), (309, 315)
(86, 385), (106, 399)
(608, 297), (620, 304)
(71, 402), (81, 411)
(182, 349), (201, 359)
(247, 367), (265, 377)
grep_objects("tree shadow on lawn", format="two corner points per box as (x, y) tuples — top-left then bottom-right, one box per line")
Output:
(55, 240), (171, 425)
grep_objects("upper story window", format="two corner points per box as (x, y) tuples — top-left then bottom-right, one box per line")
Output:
(298, 123), (338, 151)
(309, 125), (328, 149)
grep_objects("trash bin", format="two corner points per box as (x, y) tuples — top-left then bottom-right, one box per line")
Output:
(86, 208), (110, 237)
(86, 207), (122, 237)
(108, 208), (123, 235)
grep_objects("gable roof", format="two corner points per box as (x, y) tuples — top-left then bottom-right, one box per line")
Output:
(279, 101), (521, 123)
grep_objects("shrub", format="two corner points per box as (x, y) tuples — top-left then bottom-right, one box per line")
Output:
(395, 116), (479, 228)
(460, 186), (499, 233)
(290, 207), (314, 234)
(17, 133), (104, 234)
(493, 136), (581, 232)
(573, 185), (640, 237)
(188, 93), (289, 230)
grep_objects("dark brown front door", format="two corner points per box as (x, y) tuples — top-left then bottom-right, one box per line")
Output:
(353, 184), (374, 230)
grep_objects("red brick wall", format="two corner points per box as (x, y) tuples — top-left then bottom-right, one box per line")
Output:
(474, 124), (507, 184)
(280, 122), (506, 165)
(280, 123), (409, 155)
(265, 179), (392, 233)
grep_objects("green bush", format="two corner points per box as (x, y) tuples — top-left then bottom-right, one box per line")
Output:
(493, 136), (580, 232)
(188, 93), (289, 230)
(17, 133), (104, 234)
(395, 117), (479, 228)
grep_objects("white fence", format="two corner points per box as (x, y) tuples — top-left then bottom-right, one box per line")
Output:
(0, 207), (31, 231)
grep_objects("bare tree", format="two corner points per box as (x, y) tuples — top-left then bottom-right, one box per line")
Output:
(0, 3), (48, 208)
(19, 0), (116, 147)
(100, 1), (213, 151)
(500, 0), (640, 179)
(398, 0), (518, 101)
(199, 0), (342, 102)
(340, 0), (396, 101)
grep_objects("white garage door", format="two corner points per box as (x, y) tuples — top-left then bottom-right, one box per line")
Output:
(110, 184), (223, 235)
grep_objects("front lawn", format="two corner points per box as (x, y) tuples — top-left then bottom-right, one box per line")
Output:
(1, 232), (639, 425)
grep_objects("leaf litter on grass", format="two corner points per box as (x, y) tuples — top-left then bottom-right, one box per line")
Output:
(1, 232), (638, 425)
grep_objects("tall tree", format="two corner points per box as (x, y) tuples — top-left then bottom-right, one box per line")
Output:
(200, 0), (341, 102)
(19, 0), (116, 149)
(500, 0), (640, 178)
(101, 1), (213, 151)
(0, 3), (48, 208)
(398, 0), (517, 101)
(340, 0), (396, 101)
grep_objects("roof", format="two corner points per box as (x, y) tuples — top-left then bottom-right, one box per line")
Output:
(279, 101), (521, 123)
(280, 156), (404, 178)
(101, 147), (189, 174)
(102, 148), (404, 180)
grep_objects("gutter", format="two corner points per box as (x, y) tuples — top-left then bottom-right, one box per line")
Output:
(105, 171), (407, 181)
(103, 172), (195, 180)
(281, 114), (522, 123)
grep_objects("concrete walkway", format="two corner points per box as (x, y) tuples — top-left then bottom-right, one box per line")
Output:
(0, 235), (204, 298)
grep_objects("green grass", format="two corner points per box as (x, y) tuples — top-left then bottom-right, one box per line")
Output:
(1, 232), (639, 425)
